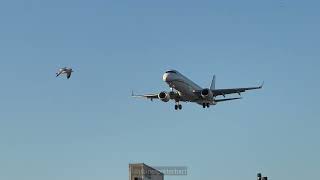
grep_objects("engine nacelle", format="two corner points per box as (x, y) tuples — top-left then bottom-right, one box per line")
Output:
(158, 91), (170, 102)
(201, 88), (213, 99)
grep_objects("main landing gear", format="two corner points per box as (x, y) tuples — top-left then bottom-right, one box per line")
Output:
(174, 103), (182, 110)
(202, 103), (210, 108)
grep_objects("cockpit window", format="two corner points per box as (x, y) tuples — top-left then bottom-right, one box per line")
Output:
(165, 70), (177, 74)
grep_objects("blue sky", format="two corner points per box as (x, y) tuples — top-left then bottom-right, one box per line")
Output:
(0, 0), (319, 180)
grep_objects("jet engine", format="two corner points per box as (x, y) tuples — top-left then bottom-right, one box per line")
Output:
(158, 91), (170, 102)
(201, 88), (213, 99)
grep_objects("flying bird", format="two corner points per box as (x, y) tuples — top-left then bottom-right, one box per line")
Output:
(56, 67), (73, 79)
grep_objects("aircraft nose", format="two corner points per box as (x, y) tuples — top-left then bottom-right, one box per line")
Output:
(163, 72), (176, 82)
(163, 73), (170, 82)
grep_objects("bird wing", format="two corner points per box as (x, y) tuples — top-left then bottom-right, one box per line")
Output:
(56, 71), (62, 77)
(67, 72), (72, 79)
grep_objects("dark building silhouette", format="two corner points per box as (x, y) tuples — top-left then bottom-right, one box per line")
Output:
(258, 173), (268, 180)
(129, 163), (164, 180)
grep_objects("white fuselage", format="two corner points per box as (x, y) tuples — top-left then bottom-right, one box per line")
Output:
(163, 70), (205, 102)
(133, 69), (262, 109)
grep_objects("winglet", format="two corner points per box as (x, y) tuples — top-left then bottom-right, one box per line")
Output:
(259, 81), (264, 88)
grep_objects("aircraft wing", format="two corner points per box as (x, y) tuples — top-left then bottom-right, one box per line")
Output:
(215, 97), (242, 103)
(211, 82), (263, 97)
(213, 86), (262, 96)
(131, 91), (159, 101)
(193, 82), (263, 97)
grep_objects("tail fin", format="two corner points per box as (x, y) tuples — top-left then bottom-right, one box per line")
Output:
(210, 75), (216, 90)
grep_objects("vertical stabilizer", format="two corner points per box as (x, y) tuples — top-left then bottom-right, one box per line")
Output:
(210, 75), (216, 90)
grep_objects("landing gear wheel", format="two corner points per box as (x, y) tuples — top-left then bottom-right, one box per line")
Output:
(206, 103), (210, 108)
(174, 105), (178, 110)
(202, 103), (206, 108)
(178, 104), (182, 110)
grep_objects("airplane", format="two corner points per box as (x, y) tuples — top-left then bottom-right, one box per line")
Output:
(132, 70), (263, 110)
(56, 67), (73, 79)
